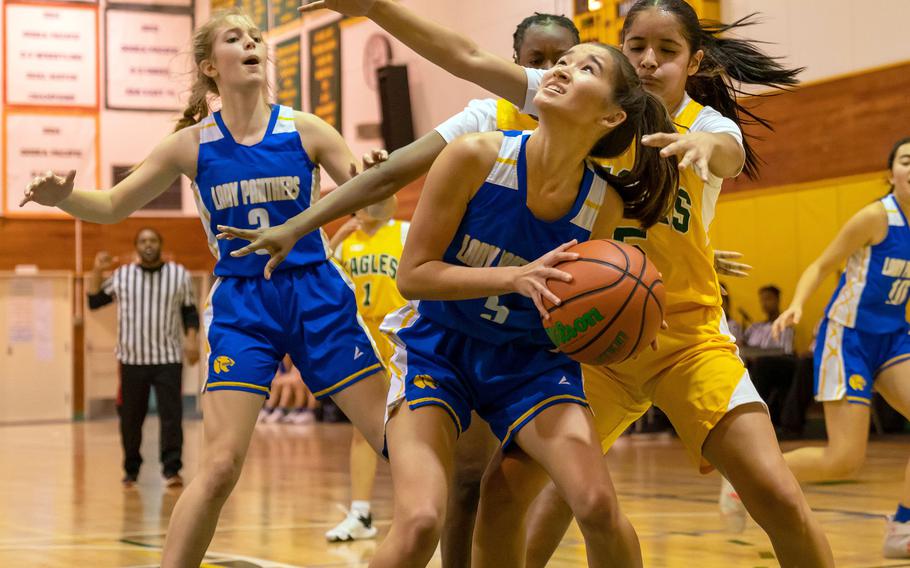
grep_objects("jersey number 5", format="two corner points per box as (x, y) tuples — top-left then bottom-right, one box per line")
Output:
(480, 296), (510, 324)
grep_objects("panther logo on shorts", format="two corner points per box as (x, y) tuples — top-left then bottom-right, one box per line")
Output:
(848, 374), (867, 391)
(413, 374), (438, 390)
(213, 356), (235, 374)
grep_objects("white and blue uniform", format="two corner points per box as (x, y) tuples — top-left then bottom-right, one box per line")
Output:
(815, 194), (910, 405)
(194, 105), (382, 397)
(382, 131), (610, 447)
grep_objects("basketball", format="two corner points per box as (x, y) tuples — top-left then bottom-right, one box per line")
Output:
(543, 240), (665, 365)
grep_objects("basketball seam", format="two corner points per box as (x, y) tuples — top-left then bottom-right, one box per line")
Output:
(562, 243), (647, 358)
(619, 278), (665, 363)
(545, 257), (663, 313)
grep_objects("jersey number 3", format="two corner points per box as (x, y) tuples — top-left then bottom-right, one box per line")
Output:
(248, 208), (270, 256)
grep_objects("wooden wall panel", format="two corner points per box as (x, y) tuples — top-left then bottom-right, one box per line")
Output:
(727, 62), (910, 193)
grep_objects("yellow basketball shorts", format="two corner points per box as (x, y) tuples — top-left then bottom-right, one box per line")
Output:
(583, 305), (762, 472)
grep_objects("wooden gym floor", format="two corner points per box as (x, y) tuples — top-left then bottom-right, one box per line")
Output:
(0, 418), (907, 567)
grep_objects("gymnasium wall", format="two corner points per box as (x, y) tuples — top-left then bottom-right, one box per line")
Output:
(707, 0), (910, 346)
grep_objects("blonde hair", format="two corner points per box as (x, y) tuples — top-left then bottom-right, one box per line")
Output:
(174, 9), (263, 132)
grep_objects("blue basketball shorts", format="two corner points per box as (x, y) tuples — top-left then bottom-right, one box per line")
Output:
(382, 304), (588, 449)
(814, 318), (910, 405)
(203, 260), (383, 398)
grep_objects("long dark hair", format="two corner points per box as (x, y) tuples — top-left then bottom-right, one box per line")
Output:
(621, 0), (803, 179)
(512, 13), (580, 62)
(586, 43), (679, 228)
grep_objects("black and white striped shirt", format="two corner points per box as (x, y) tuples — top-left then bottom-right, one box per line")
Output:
(89, 262), (198, 365)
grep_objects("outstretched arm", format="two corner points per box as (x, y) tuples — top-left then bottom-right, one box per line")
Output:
(301, 0), (529, 106)
(21, 130), (193, 224)
(772, 203), (885, 336)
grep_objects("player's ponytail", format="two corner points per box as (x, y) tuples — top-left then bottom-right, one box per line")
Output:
(587, 43), (679, 229)
(622, 0), (803, 179)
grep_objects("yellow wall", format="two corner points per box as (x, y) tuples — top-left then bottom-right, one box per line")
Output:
(710, 172), (890, 351)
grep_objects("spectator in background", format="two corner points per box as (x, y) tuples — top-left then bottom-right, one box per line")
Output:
(87, 227), (200, 489)
(744, 285), (794, 354)
(720, 282), (743, 342)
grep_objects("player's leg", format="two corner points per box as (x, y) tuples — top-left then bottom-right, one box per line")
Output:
(162, 276), (284, 566)
(872, 356), (910, 557)
(440, 417), (498, 568)
(703, 403), (834, 567)
(472, 447), (551, 568)
(328, 318), (389, 542)
(783, 400), (869, 481)
(370, 404), (458, 568)
(522, 364), (649, 568)
(511, 403), (642, 568)
(325, 426), (380, 542)
(160, 389), (264, 567)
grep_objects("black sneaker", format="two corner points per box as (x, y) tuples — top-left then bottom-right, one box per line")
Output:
(122, 474), (138, 489)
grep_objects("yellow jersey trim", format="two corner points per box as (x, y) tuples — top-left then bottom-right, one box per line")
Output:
(206, 381), (270, 394)
(500, 394), (589, 447)
(313, 363), (383, 398)
(408, 397), (463, 434)
(845, 395), (871, 406)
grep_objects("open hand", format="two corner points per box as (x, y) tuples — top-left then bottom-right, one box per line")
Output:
(21, 170), (76, 207)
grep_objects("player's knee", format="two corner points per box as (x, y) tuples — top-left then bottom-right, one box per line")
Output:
(200, 452), (244, 500)
(749, 475), (810, 529)
(567, 485), (621, 533)
(399, 507), (444, 553)
(825, 449), (865, 479)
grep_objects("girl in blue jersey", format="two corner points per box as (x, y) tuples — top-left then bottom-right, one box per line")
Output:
(360, 43), (679, 567)
(773, 137), (910, 558)
(20, 9), (389, 567)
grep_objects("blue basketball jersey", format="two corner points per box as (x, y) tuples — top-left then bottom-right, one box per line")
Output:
(192, 105), (329, 277)
(826, 194), (910, 333)
(417, 131), (610, 348)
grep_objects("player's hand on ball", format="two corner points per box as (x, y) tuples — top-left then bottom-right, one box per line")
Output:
(20, 170), (76, 207)
(298, 0), (375, 15)
(513, 240), (579, 320)
(772, 307), (801, 340)
(216, 224), (298, 279)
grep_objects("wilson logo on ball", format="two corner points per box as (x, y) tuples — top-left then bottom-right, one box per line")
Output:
(545, 307), (605, 347)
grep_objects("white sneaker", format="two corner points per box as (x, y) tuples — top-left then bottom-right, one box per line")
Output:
(290, 409), (315, 425)
(264, 409), (285, 424)
(325, 508), (378, 542)
(719, 476), (749, 533)
(884, 515), (910, 558)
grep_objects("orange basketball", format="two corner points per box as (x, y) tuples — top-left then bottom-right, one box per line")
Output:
(542, 240), (665, 365)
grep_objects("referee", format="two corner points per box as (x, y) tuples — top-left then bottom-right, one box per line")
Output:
(88, 227), (200, 488)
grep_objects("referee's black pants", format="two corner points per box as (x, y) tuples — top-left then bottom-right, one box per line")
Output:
(118, 363), (183, 478)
